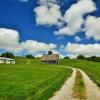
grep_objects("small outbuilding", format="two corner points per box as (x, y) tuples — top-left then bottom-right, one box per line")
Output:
(0, 57), (15, 64)
(41, 54), (59, 64)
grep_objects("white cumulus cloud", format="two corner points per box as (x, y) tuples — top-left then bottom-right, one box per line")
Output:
(0, 28), (56, 53)
(21, 40), (56, 53)
(55, 0), (96, 36)
(0, 28), (21, 51)
(34, 4), (62, 26)
(84, 16), (100, 41)
(65, 42), (100, 57)
(75, 36), (82, 42)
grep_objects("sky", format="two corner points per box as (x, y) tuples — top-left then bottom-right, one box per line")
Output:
(0, 0), (100, 58)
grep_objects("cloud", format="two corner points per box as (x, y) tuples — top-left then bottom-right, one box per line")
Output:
(84, 16), (100, 41)
(19, 0), (28, 2)
(39, 0), (57, 5)
(0, 28), (56, 53)
(65, 42), (100, 57)
(21, 40), (56, 53)
(34, 0), (100, 42)
(75, 36), (82, 42)
(0, 28), (21, 51)
(55, 0), (96, 36)
(34, 4), (62, 26)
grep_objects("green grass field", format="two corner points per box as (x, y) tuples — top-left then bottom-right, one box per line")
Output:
(59, 59), (100, 87)
(0, 58), (71, 100)
(0, 57), (100, 100)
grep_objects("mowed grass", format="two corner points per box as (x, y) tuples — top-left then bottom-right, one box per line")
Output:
(0, 58), (71, 100)
(59, 59), (100, 87)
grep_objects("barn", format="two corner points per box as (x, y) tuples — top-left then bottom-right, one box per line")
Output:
(41, 54), (59, 64)
(0, 57), (15, 64)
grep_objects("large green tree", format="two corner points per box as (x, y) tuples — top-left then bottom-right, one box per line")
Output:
(1, 52), (15, 58)
(26, 54), (34, 59)
(77, 55), (85, 59)
(48, 51), (53, 55)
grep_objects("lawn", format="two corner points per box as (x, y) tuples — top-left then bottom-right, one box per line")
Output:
(59, 59), (100, 87)
(0, 58), (71, 100)
(0, 58), (100, 100)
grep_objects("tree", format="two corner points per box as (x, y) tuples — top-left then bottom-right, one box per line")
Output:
(88, 56), (100, 62)
(64, 56), (70, 59)
(1, 52), (15, 58)
(48, 51), (53, 55)
(90, 56), (97, 61)
(26, 54), (34, 59)
(77, 55), (85, 59)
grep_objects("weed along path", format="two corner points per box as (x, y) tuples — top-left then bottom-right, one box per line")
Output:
(49, 66), (100, 100)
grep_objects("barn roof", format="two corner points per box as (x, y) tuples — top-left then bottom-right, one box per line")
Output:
(0, 57), (15, 61)
(41, 54), (59, 61)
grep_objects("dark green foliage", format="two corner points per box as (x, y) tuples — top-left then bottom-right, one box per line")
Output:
(0, 52), (15, 58)
(64, 56), (70, 59)
(26, 54), (34, 59)
(87, 56), (100, 62)
(77, 55), (85, 59)
(48, 51), (53, 55)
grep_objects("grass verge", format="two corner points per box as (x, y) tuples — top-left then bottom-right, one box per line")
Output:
(73, 70), (87, 100)
(59, 59), (100, 87)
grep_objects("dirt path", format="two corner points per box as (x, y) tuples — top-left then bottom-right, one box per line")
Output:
(49, 66), (100, 100)
(79, 69), (100, 100)
(49, 68), (77, 100)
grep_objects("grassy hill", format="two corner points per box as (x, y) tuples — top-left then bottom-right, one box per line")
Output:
(0, 57), (100, 100)
(59, 59), (100, 87)
(0, 57), (71, 100)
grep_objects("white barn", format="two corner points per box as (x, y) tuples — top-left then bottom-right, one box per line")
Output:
(0, 57), (15, 64)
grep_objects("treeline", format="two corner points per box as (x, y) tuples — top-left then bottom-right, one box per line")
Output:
(0, 52), (34, 59)
(77, 55), (100, 62)
(64, 55), (100, 62)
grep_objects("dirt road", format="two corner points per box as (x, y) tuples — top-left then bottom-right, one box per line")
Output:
(79, 69), (100, 100)
(49, 66), (100, 100)
(49, 68), (77, 100)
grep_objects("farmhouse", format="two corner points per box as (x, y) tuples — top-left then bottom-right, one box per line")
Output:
(0, 57), (15, 64)
(41, 54), (59, 64)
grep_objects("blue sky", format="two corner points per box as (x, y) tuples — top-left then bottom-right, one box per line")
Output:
(0, 0), (100, 58)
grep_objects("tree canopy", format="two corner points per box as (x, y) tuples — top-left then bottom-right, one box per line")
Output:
(77, 55), (85, 59)
(0, 52), (15, 58)
(26, 54), (34, 59)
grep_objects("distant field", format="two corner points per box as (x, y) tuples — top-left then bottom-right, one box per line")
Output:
(0, 58), (71, 100)
(59, 59), (100, 87)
